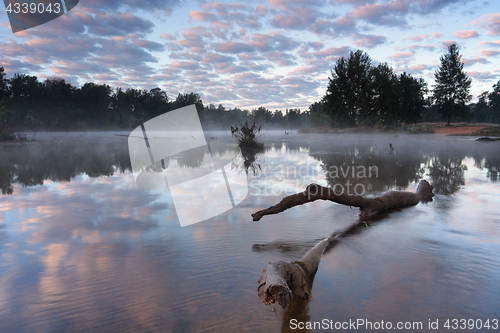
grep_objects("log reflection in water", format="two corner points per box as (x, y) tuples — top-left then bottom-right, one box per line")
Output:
(281, 299), (311, 333)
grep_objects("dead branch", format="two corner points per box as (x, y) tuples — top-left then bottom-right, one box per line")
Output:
(252, 180), (434, 222)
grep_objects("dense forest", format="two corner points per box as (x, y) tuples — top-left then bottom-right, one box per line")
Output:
(0, 45), (499, 138)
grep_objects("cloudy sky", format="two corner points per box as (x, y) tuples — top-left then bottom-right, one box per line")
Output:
(1, 0), (499, 110)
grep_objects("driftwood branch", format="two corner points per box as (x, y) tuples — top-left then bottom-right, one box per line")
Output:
(257, 239), (329, 308)
(255, 180), (435, 308)
(252, 179), (434, 222)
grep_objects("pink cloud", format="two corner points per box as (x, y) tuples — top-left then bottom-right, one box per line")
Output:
(268, 0), (289, 11)
(400, 44), (436, 52)
(332, 14), (356, 30)
(189, 11), (217, 22)
(233, 72), (263, 84)
(453, 30), (479, 39)
(299, 46), (350, 59)
(249, 32), (299, 52)
(407, 64), (429, 74)
(268, 2), (325, 31)
(216, 65), (249, 74)
(309, 42), (324, 50)
(479, 49), (500, 57)
(468, 70), (498, 82)
(170, 61), (201, 70)
(190, 4), (262, 30)
(256, 5), (267, 15)
(472, 14), (500, 36)
(351, 1), (408, 27)
(478, 40), (500, 47)
(430, 33), (445, 39)
(213, 41), (255, 53)
(462, 57), (488, 65)
(404, 33), (444, 42)
(405, 36), (424, 42)
(170, 52), (203, 61)
(391, 52), (415, 59)
(201, 53), (235, 65)
(351, 33), (388, 48)
(287, 65), (321, 76)
(160, 33), (177, 40)
(353, 1), (404, 18)
(205, 2), (245, 13)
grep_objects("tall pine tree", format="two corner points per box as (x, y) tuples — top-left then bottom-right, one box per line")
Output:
(432, 44), (472, 126)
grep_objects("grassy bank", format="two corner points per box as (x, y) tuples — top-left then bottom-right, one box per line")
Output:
(299, 124), (435, 134)
(299, 123), (500, 135)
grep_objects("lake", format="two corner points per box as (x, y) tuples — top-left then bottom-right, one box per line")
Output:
(1, 131), (499, 332)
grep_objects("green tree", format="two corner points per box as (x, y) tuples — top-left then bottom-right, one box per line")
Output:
(488, 80), (500, 123)
(398, 72), (428, 124)
(473, 91), (489, 123)
(253, 106), (272, 124)
(145, 87), (169, 119)
(0, 67), (8, 102)
(0, 67), (9, 121)
(226, 107), (250, 125)
(323, 50), (373, 127)
(371, 63), (399, 126)
(204, 103), (226, 128)
(174, 92), (204, 123)
(432, 44), (472, 126)
(307, 102), (329, 127)
(74, 82), (112, 127)
(174, 92), (203, 110)
(7, 73), (44, 127)
(271, 109), (284, 125)
(43, 78), (75, 128)
(109, 88), (147, 128)
(284, 108), (301, 127)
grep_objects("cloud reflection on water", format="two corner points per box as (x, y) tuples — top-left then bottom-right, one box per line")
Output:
(0, 132), (499, 332)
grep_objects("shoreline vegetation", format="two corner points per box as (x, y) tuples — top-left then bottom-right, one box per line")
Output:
(299, 123), (500, 136)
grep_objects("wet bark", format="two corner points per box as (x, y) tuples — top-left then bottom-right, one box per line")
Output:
(257, 239), (329, 308)
(252, 179), (434, 222)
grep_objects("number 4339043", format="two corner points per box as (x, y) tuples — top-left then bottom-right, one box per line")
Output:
(5, 2), (61, 14)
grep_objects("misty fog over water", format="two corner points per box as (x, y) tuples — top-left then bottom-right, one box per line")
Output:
(0, 131), (499, 332)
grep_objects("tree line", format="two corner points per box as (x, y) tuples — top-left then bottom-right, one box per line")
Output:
(0, 43), (499, 136)
(322, 44), (499, 127)
(0, 67), (318, 133)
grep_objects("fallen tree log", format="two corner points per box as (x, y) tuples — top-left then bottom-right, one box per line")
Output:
(257, 238), (329, 308)
(252, 179), (434, 222)
(256, 180), (434, 308)
(476, 137), (500, 142)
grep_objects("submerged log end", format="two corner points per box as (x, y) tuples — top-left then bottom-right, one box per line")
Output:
(257, 280), (292, 307)
(257, 261), (310, 308)
(416, 179), (434, 199)
(257, 262), (293, 307)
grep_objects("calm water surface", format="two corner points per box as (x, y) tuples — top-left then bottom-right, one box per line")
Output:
(0, 131), (499, 332)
